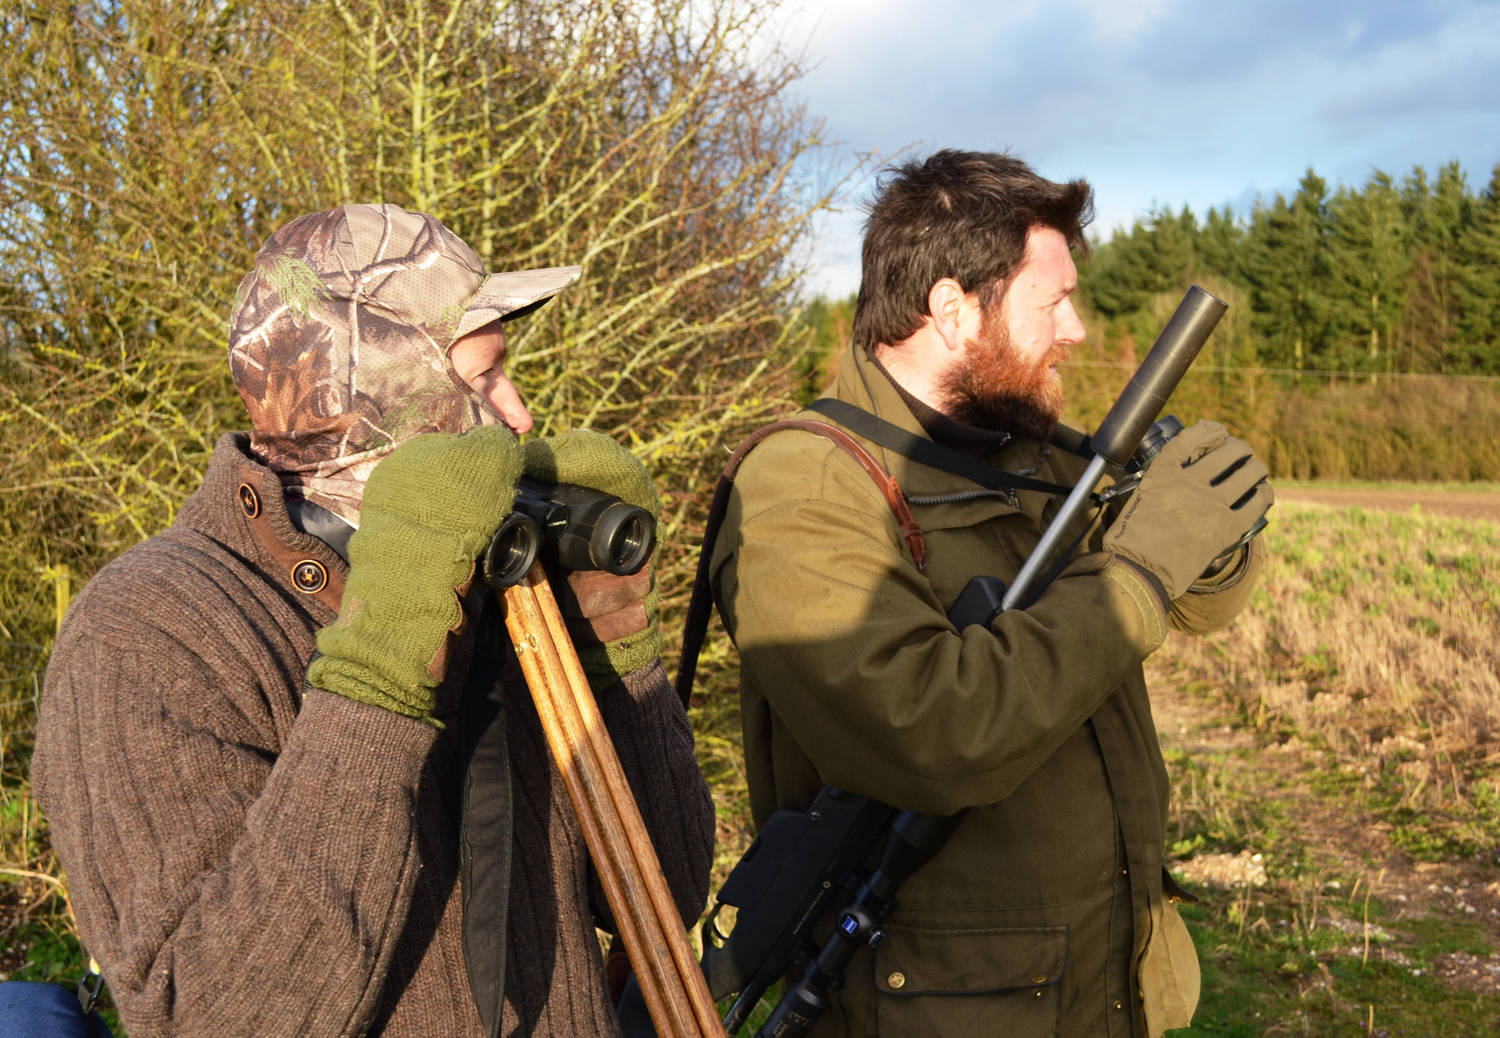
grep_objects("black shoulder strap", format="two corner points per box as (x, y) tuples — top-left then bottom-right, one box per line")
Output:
(672, 404), (1098, 706)
(673, 418), (925, 707)
(460, 599), (513, 1038)
(806, 399), (1090, 500)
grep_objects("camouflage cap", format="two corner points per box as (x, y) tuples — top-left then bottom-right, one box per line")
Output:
(228, 203), (580, 524)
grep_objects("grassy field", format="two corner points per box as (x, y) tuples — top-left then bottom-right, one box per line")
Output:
(1149, 500), (1500, 1035)
(5, 494), (1499, 1035)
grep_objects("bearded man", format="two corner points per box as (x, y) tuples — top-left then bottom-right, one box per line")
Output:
(708, 150), (1272, 1037)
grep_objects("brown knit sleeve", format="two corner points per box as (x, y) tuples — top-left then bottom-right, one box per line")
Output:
(33, 555), (446, 1037)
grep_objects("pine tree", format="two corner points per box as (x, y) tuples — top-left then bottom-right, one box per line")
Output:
(1196, 206), (1245, 282)
(1398, 162), (1471, 371)
(1453, 164), (1500, 372)
(1080, 207), (1198, 320)
(1081, 220), (1156, 317)
(1326, 171), (1410, 372)
(1242, 170), (1333, 369)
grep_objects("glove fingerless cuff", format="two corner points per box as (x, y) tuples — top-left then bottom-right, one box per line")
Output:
(304, 651), (443, 728)
(575, 627), (664, 693)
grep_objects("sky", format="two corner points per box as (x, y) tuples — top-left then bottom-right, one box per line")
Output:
(776, 0), (1500, 298)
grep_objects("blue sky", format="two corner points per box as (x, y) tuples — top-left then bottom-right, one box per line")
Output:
(780, 0), (1500, 297)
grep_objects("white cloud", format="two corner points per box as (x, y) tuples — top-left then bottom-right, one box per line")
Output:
(1071, 0), (1173, 43)
(786, 0), (1500, 298)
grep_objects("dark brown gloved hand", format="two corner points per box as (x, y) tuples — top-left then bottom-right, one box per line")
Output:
(1102, 421), (1273, 600)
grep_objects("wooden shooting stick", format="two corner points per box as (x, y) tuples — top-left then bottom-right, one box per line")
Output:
(501, 560), (725, 1038)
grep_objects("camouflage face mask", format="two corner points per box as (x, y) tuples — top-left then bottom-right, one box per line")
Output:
(228, 203), (579, 525)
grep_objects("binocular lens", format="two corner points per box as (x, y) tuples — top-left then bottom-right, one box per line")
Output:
(592, 504), (655, 575)
(1132, 414), (1185, 471)
(483, 513), (541, 588)
(482, 483), (656, 588)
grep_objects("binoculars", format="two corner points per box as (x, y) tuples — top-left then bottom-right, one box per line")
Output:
(483, 477), (656, 588)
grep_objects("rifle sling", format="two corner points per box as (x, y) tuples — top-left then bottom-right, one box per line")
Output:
(807, 398), (1093, 500)
(675, 401), (1098, 706)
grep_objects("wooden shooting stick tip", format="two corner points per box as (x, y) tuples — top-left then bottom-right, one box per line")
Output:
(500, 562), (725, 1038)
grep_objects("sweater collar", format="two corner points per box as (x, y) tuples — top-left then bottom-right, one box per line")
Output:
(187, 433), (350, 613)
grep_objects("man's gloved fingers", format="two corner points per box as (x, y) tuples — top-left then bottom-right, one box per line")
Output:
(1210, 505), (1271, 564)
(1156, 420), (1227, 468)
(1197, 437), (1255, 482)
(1232, 477), (1275, 518)
(522, 430), (659, 516)
(1212, 457), (1271, 507)
(1203, 485), (1272, 563)
(1222, 447), (1267, 484)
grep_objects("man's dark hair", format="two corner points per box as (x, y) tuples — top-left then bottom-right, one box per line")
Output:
(850, 150), (1094, 352)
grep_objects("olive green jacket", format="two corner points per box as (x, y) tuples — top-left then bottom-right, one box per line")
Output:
(709, 346), (1262, 1037)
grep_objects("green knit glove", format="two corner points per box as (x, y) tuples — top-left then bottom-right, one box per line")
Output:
(521, 430), (662, 691)
(308, 426), (523, 724)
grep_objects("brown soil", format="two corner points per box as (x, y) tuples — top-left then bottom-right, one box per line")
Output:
(1278, 487), (1500, 522)
(1154, 677), (1500, 995)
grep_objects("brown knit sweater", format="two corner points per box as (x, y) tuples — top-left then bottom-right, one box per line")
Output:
(34, 433), (715, 1037)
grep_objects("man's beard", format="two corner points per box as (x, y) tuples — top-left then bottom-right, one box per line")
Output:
(938, 308), (1066, 439)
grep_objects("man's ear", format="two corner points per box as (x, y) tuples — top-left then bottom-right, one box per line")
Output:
(927, 278), (969, 351)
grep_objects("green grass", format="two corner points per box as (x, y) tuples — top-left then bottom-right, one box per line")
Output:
(1184, 914), (1500, 1036)
(1176, 867), (1500, 1036)
(1159, 716), (1500, 1036)
(1150, 499), (1500, 1034)
(1166, 745), (1500, 1036)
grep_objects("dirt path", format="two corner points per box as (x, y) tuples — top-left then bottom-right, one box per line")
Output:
(1152, 677), (1500, 993)
(1278, 487), (1500, 522)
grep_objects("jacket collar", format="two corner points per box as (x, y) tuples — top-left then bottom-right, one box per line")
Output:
(818, 343), (1065, 532)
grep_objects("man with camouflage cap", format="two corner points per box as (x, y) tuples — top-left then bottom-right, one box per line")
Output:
(35, 204), (715, 1036)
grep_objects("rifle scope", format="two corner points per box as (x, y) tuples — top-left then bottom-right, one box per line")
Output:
(482, 477), (656, 588)
(753, 810), (962, 1038)
(1001, 285), (1226, 610)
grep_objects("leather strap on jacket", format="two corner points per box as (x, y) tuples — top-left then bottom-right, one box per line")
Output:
(674, 419), (925, 707)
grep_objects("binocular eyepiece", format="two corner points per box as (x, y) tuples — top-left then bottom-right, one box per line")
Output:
(483, 477), (656, 588)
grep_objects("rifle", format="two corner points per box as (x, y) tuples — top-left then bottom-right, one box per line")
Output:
(701, 788), (895, 1033)
(696, 286), (1229, 1036)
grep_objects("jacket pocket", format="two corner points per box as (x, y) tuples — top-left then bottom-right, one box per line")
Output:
(872, 923), (1068, 1038)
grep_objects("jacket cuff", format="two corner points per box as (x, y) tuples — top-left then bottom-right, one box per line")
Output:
(1187, 539), (1257, 594)
(1101, 556), (1169, 654)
